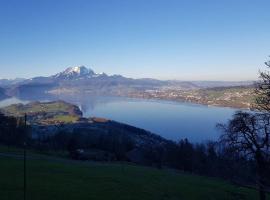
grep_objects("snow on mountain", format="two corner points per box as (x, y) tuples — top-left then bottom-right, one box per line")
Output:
(53, 66), (97, 79)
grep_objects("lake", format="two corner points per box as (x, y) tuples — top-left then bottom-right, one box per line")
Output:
(0, 96), (237, 142)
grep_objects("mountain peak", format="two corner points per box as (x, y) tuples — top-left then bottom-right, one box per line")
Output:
(63, 66), (94, 76)
(54, 66), (95, 79)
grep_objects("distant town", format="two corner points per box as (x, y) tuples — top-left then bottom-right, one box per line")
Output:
(121, 85), (254, 109)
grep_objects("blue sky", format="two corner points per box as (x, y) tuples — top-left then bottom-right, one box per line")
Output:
(0, 0), (269, 81)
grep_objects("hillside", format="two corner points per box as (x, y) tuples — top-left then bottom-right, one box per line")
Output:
(0, 87), (8, 100)
(129, 85), (254, 109)
(0, 151), (261, 200)
(0, 101), (82, 124)
(0, 101), (170, 164)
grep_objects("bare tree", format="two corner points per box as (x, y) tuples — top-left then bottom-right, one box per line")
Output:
(217, 111), (270, 200)
(254, 59), (270, 111)
(217, 58), (270, 199)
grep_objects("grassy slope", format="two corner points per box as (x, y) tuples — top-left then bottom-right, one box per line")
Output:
(0, 153), (264, 200)
(196, 87), (254, 108)
(0, 101), (82, 123)
(46, 114), (79, 123)
(0, 101), (77, 116)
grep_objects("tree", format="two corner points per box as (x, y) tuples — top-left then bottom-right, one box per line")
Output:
(178, 139), (194, 172)
(217, 111), (270, 200)
(254, 58), (270, 111)
(0, 113), (29, 147)
(217, 57), (270, 200)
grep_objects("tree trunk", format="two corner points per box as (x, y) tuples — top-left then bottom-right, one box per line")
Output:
(259, 183), (266, 200)
(256, 153), (267, 200)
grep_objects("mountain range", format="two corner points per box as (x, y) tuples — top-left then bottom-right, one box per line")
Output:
(0, 66), (253, 100)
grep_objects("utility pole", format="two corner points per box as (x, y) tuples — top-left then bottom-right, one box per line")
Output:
(24, 113), (27, 200)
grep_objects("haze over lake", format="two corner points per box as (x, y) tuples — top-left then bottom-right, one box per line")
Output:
(0, 96), (237, 142)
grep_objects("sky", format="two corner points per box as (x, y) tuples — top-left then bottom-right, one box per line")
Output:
(0, 0), (269, 81)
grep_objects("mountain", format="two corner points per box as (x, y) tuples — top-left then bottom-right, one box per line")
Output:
(191, 81), (254, 88)
(0, 78), (25, 87)
(53, 66), (97, 80)
(5, 66), (167, 98)
(0, 87), (9, 100)
(4, 65), (253, 100)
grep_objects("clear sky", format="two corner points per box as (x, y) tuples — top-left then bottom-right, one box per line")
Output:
(0, 0), (269, 81)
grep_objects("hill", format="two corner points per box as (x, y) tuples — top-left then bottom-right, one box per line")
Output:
(0, 78), (25, 86)
(132, 85), (254, 109)
(0, 101), (82, 124)
(0, 151), (261, 200)
(0, 87), (8, 100)
(0, 101), (170, 164)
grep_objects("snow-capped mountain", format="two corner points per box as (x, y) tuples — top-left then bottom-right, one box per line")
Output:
(6, 65), (127, 97)
(53, 66), (97, 79)
(1, 65), (254, 103)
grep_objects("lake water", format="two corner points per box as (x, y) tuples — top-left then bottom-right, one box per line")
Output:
(0, 96), (237, 142)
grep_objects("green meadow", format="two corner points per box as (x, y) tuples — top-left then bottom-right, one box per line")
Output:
(0, 152), (264, 200)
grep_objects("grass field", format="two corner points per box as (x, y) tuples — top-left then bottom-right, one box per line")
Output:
(0, 101), (80, 118)
(0, 151), (266, 200)
(47, 114), (79, 123)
